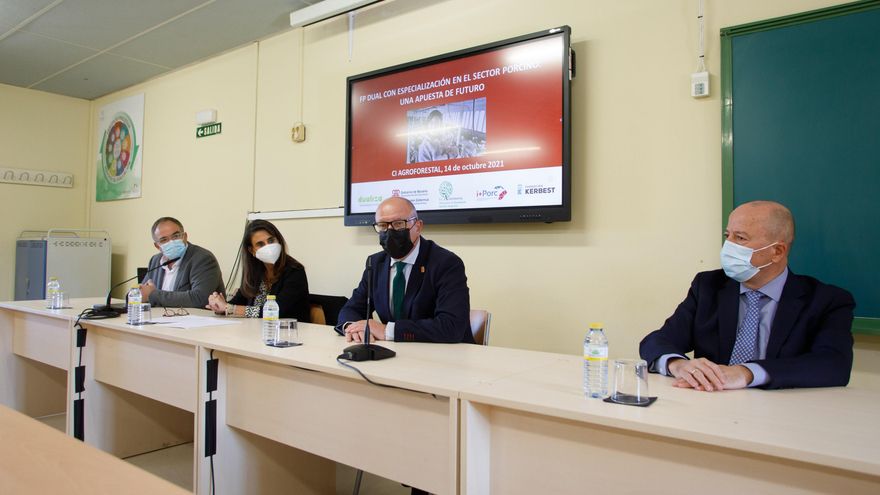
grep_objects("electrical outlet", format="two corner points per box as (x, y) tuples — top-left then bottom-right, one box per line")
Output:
(291, 123), (306, 142)
(691, 71), (709, 98)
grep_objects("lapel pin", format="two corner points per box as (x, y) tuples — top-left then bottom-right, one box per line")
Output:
(420, 266), (425, 273)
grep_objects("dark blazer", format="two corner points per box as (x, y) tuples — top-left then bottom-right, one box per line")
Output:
(337, 238), (473, 343)
(144, 243), (225, 308)
(639, 269), (855, 389)
(228, 261), (311, 322)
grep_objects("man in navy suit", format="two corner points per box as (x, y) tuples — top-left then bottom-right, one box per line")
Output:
(640, 201), (854, 390)
(337, 197), (473, 344)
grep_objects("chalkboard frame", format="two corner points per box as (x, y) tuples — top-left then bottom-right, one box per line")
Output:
(720, 0), (880, 336)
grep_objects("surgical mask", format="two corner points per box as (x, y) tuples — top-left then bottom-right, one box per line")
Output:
(160, 239), (187, 261)
(720, 240), (777, 282)
(379, 228), (414, 259)
(255, 243), (282, 264)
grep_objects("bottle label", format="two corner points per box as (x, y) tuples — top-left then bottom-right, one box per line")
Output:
(264, 315), (278, 320)
(129, 302), (141, 306)
(585, 347), (608, 360)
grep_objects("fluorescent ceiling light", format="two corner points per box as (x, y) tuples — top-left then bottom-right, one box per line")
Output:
(290, 0), (381, 28)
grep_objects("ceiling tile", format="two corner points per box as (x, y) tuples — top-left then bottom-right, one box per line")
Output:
(110, 0), (308, 67)
(31, 52), (168, 99)
(20, 0), (210, 50)
(0, 29), (98, 87)
(0, 0), (58, 28)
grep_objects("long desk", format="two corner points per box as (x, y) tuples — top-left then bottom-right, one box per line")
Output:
(0, 299), (74, 426)
(0, 403), (189, 494)
(459, 356), (880, 494)
(2, 298), (879, 494)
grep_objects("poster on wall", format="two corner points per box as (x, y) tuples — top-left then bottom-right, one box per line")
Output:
(95, 93), (144, 201)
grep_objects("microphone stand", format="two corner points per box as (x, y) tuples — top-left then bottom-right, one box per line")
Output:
(342, 256), (396, 361)
(91, 257), (179, 317)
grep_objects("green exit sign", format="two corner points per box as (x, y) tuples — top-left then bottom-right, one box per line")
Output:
(196, 123), (222, 138)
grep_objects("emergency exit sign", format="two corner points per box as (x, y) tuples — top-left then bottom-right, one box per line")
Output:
(196, 123), (222, 138)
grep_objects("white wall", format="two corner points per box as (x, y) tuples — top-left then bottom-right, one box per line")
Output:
(0, 84), (90, 301)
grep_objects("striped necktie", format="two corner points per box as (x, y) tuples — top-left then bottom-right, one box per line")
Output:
(729, 290), (764, 365)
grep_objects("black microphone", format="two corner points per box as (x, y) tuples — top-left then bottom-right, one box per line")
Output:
(341, 254), (396, 361)
(91, 257), (180, 316)
(364, 255), (372, 345)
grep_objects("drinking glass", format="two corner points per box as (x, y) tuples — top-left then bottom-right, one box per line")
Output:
(610, 359), (651, 405)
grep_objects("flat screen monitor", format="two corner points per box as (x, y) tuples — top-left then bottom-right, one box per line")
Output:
(344, 26), (573, 226)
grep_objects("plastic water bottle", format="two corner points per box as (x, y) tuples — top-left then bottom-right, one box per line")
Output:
(127, 286), (144, 325)
(583, 322), (609, 398)
(46, 277), (62, 309)
(262, 295), (280, 345)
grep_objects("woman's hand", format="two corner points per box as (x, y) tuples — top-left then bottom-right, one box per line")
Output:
(206, 292), (227, 314)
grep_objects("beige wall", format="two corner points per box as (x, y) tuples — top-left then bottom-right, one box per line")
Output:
(0, 84), (90, 301)
(86, 45), (259, 291)
(70, 0), (876, 382)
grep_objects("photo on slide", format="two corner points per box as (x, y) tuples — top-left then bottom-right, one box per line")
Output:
(406, 97), (487, 164)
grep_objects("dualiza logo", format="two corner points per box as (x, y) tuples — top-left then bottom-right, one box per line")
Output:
(358, 195), (382, 204)
(439, 181), (453, 200)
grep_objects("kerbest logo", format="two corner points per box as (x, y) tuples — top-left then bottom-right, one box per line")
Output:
(475, 185), (507, 201)
(517, 184), (556, 195)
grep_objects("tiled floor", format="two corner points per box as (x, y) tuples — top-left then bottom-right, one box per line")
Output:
(124, 443), (193, 491)
(336, 464), (410, 495)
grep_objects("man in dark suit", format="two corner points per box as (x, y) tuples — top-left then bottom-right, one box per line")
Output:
(640, 201), (854, 390)
(139, 217), (225, 309)
(337, 197), (472, 344)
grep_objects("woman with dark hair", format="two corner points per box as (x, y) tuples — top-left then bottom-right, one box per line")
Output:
(206, 220), (310, 322)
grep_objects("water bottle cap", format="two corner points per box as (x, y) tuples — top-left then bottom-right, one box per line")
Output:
(267, 295), (276, 300)
(589, 322), (604, 329)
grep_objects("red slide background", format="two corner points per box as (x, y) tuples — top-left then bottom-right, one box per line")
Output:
(350, 35), (563, 183)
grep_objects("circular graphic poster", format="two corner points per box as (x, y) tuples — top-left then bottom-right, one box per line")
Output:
(101, 113), (138, 183)
(95, 93), (143, 201)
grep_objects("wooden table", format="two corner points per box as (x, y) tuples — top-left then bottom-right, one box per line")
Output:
(0, 299), (80, 429)
(459, 355), (880, 494)
(0, 403), (189, 494)
(4, 298), (879, 494)
(179, 317), (564, 495)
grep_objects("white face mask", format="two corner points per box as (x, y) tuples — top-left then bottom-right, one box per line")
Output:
(254, 243), (282, 264)
(720, 240), (777, 282)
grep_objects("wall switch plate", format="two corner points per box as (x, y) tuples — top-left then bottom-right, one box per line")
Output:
(292, 123), (306, 142)
(691, 71), (709, 97)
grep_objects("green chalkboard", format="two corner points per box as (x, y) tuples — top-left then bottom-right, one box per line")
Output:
(721, 1), (880, 335)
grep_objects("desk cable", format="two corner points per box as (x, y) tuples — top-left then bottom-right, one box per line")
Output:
(72, 310), (89, 440)
(335, 355), (439, 399)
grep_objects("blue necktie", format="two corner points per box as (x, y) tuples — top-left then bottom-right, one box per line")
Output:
(729, 290), (764, 365)
(392, 262), (406, 321)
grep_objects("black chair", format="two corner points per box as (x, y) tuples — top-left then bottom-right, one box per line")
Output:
(308, 294), (349, 327)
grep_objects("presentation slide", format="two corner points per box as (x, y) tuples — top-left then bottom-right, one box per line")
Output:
(349, 34), (564, 214)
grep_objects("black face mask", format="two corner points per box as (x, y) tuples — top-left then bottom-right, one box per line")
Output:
(379, 228), (414, 259)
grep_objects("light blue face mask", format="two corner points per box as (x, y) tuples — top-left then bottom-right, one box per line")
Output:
(720, 240), (777, 282)
(160, 239), (187, 261)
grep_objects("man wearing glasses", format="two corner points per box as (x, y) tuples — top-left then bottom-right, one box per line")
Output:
(337, 197), (473, 344)
(139, 217), (225, 309)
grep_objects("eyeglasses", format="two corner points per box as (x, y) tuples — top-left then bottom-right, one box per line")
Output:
(373, 217), (417, 233)
(162, 307), (190, 317)
(156, 231), (184, 244)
